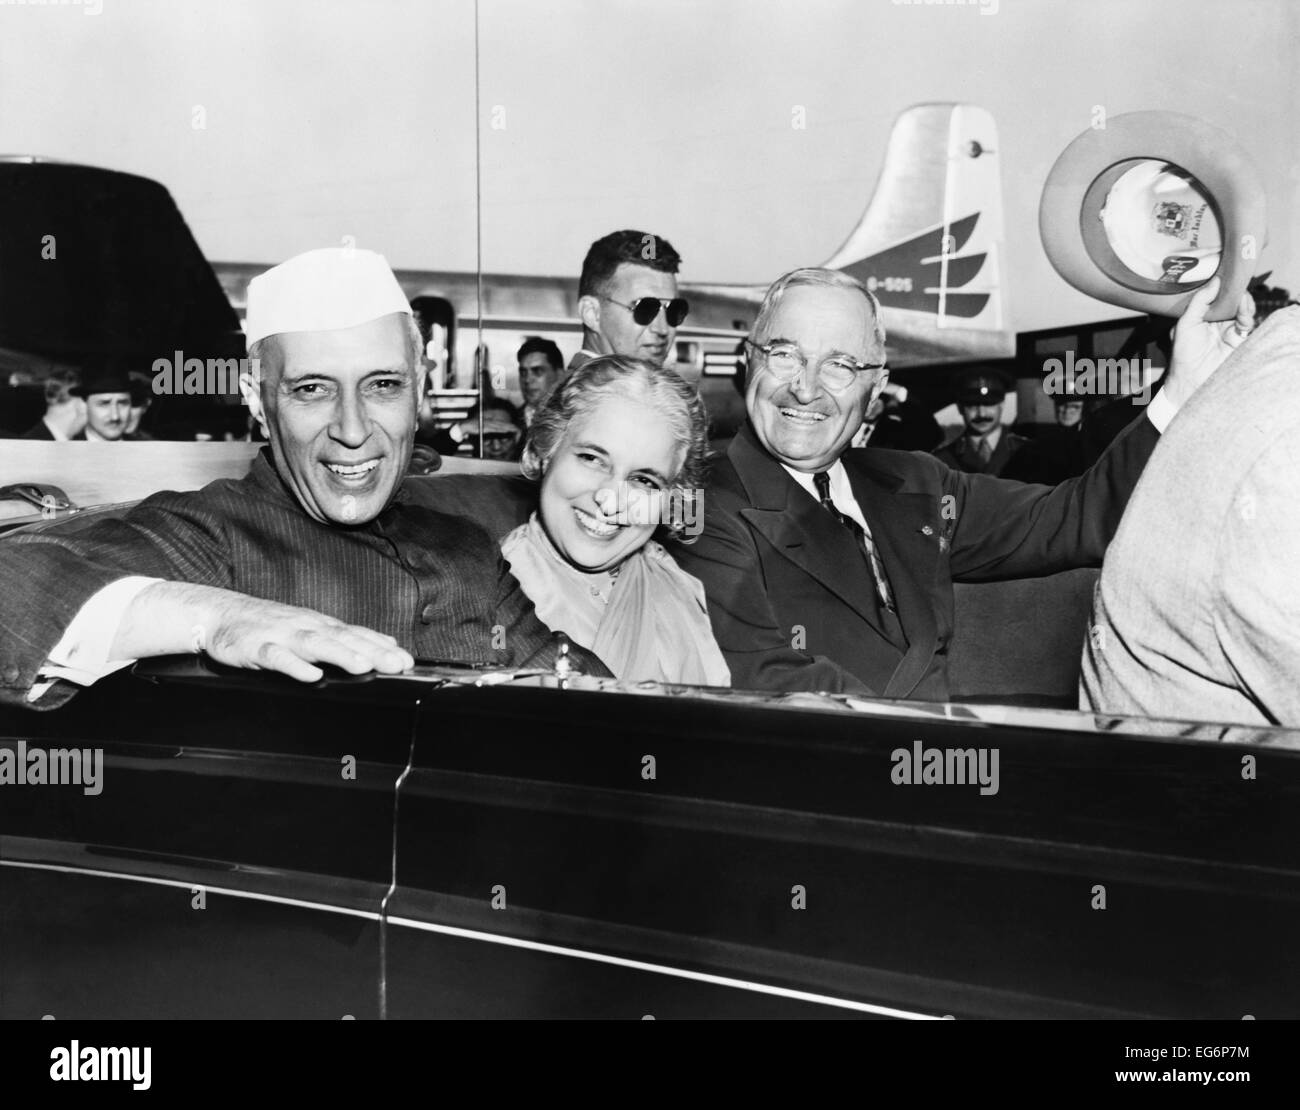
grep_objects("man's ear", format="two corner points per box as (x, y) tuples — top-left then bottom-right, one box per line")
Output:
(578, 294), (602, 337)
(867, 368), (890, 411)
(239, 370), (269, 439)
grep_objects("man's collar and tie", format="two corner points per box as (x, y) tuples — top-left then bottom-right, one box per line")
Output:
(809, 466), (896, 615)
(776, 456), (904, 649)
(964, 424), (1001, 465)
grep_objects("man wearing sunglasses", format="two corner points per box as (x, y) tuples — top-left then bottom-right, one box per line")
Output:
(574, 229), (688, 370)
(671, 266), (1245, 702)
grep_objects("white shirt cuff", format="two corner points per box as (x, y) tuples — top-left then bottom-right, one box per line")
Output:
(28, 576), (163, 701)
(1145, 388), (1177, 434)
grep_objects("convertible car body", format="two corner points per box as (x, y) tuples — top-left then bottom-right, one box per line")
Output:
(2, 651), (1297, 1020)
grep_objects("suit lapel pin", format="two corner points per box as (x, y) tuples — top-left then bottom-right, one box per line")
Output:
(921, 525), (934, 536)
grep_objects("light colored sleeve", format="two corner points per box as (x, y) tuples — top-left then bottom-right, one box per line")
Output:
(1214, 438), (1300, 727)
(1144, 388), (1177, 434)
(27, 576), (164, 702)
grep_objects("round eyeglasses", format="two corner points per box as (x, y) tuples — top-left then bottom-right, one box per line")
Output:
(746, 339), (886, 393)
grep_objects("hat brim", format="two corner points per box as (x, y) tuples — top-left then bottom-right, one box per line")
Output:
(1039, 111), (1266, 322)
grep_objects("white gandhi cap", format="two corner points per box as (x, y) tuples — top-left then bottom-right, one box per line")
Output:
(244, 247), (412, 347)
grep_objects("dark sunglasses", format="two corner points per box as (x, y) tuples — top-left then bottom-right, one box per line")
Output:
(604, 296), (690, 328)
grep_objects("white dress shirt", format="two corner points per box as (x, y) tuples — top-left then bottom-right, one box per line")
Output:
(28, 576), (161, 702)
(781, 459), (874, 536)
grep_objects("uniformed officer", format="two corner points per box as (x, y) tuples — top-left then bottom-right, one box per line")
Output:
(932, 369), (1028, 476)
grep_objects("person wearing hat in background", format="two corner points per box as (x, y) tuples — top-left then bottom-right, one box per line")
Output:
(51, 363), (146, 444)
(932, 369), (1029, 477)
(1051, 378), (1086, 431)
(20, 367), (87, 441)
(426, 397), (525, 461)
(462, 398), (525, 461)
(0, 246), (607, 710)
(1001, 374), (1093, 486)
(78, 365), (137, 442)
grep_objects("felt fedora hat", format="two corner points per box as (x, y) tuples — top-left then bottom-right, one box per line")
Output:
(1039, 111), (1266, 321)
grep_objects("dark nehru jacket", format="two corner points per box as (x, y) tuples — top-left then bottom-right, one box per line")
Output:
(0, 450), (604, 709)
(672, 418), (1158, 701)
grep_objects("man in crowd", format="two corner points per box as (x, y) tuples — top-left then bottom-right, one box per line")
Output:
(517, 337), (564, 427)
(21, 367), (86, 440)
(429, 397), (525, 462)
(932, 369), (1028, 476)
(1081, 286), (1289, 727)
(571, 229), (687, 371)
(671, 267), (1251, 700)
(78, 365), (139, 442)
(0, 247), (605, 710)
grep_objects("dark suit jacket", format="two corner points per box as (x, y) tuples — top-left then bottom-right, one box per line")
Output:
(20, 420), (84, 441)
(671, 418), (1158, 701)
(865, 400), (943, 453)
(0, 450), (606, 709)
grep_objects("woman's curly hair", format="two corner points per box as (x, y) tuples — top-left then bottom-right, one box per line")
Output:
(520, 354), (711, 541)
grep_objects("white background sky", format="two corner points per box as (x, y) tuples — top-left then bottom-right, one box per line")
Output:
(2, 0), (1295, 332)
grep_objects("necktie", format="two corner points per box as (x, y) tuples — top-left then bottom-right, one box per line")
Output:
(976, 436), (993, 465)
(813, 470), (895, 614)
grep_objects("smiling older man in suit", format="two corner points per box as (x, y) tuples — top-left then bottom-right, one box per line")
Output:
(0, 248), (604, 709)
(671, 267), (1252, 700)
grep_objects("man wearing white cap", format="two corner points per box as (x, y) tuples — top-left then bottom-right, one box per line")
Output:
(0, 248), (605, 708)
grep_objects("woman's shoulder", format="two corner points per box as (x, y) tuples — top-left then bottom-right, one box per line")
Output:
(500, 519), (529, 553)
(500, 513), (542, 558)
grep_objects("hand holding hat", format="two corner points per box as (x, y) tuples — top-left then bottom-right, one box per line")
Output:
(1161, 274), (1256, 411)
(1040, 111), (1266, 323)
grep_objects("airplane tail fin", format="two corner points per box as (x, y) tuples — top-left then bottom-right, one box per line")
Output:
(822, 103), (1008, 342)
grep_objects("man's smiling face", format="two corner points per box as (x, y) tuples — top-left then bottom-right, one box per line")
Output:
(745, 284), (887, 473)
(246, 313), (417, 525)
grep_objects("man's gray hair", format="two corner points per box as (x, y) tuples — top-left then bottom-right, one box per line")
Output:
(751, 268), (886, 356)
